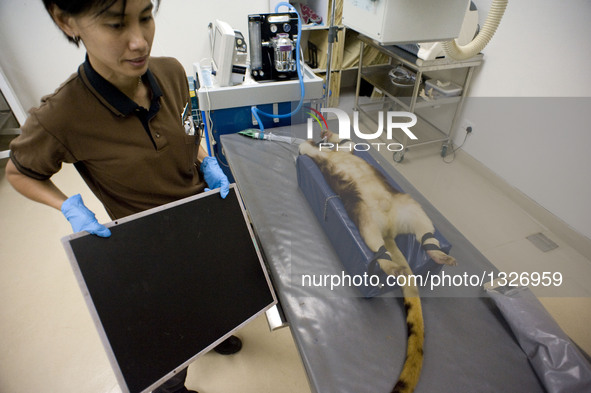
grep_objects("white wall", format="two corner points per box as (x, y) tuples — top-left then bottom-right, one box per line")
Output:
(0, 0), (270, 110)
(456, 0), (591, 239)
(1, 0), (591, 240)
(151, 0), (271, 78)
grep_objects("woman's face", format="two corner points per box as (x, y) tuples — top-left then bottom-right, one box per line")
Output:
(68, 0), (155, 87)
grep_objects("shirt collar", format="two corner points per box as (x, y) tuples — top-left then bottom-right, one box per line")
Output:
(81, 56), (163, 116)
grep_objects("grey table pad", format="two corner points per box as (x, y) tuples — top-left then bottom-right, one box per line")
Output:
(221, 124), (543, 393)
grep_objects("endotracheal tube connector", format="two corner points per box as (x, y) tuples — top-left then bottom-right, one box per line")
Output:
(238, 129), (304, 144)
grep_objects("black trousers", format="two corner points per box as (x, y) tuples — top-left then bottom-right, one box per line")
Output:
(152, 367), (187, 393)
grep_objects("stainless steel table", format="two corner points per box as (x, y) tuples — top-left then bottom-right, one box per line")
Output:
(221, 124), (544, 393)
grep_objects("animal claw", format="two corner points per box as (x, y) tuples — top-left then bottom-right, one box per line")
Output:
(426, 250), (457, 266)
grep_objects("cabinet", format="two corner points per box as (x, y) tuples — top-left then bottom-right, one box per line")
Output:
(354, 34), (483, 162)
(0, 66), (26, 160)
(193, 63), (323, 182)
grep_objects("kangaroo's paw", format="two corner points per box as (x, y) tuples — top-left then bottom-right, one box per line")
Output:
(322, 129), (340, 144)
(427, 250), (457, 266)
(378, 258), (410, 277)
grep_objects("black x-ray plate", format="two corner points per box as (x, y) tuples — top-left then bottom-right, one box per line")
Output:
(62, 186), (276, 393)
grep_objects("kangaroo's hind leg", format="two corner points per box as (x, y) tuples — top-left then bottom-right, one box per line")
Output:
(398, 196), (457, 267)
(356, 210), (409, 278)
(383, 237), (420, 297)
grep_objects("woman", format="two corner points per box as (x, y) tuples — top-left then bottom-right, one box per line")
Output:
(7, 0), (229, 231)
(6, 1), (238, 392)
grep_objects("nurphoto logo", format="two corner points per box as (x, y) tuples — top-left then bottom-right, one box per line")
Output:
(306, 108), (418, 152)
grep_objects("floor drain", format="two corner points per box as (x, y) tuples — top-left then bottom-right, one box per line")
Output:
(526, 233), (558, 252)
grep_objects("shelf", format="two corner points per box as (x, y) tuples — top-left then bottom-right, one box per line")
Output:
(0, 104), (21, 160)
(289, 0), (346, 106)
(360, 65), (462, 111)
(354, 33), (482, 159)
(355, 102), (450, 148)
(301, 24), (330, 31)
(358, 35), (484, 71)
(1, 66), (26, 160)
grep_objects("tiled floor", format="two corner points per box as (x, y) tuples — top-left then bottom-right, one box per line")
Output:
(1, 90), (590, 393)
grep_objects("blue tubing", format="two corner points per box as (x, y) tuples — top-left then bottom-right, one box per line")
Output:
(251, 2), (305, 135)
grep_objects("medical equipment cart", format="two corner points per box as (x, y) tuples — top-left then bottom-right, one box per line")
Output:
(194, 63), (323, 182)
(353, 34), (483, 162)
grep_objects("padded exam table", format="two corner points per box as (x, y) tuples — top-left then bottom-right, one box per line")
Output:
(221, 124), (546, 392)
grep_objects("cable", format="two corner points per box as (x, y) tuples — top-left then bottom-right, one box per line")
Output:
(443, 128), (471, 164)
(200, 81), (231, 169)
(198, 57), (215, 157)
(250, 2), (306, 137)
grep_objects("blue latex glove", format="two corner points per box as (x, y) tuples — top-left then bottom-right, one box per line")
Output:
(61, 194), (111, 237)
(201, 156), (230, 198)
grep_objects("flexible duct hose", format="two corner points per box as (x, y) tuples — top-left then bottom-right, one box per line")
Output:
(442, 0), (508, 60)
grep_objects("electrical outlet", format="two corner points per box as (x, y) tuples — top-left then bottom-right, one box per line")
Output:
(461, 119), (474, 133)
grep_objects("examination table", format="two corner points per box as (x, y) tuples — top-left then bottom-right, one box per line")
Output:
(220, 124), (547, 393)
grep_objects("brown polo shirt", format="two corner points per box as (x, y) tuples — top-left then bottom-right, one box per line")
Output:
(10, 56), (205, 219)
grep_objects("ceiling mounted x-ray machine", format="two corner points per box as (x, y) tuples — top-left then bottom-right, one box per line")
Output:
(342, 0), (469, 45)
(342, 0), (508, 60)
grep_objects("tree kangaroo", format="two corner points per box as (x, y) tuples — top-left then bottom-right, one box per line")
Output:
(299, 132), (456, 393)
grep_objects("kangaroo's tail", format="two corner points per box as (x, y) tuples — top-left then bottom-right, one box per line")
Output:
(391, 283), (424, 393)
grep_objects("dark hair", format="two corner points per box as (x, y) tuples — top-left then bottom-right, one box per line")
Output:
(42, 0), (160, 46)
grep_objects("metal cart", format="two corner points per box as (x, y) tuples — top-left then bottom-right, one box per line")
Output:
(354, 34), (483, 162)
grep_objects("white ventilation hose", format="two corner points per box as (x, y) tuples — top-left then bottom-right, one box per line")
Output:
(442, 0), (508, 60)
